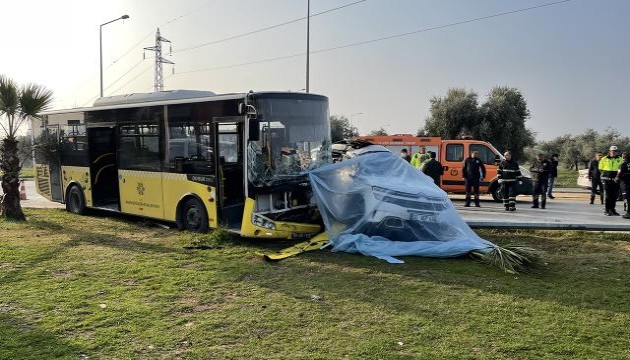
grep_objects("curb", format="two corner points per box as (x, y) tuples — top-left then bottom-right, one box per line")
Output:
(468, 221), (630, 231)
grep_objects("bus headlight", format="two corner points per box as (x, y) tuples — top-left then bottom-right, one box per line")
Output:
(252, 213), (276, 230)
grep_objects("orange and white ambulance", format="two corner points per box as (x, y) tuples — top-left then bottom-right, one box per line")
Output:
(357, 134), (532, 201)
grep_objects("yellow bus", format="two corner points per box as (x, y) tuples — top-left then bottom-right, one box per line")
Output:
(34, 90), (330, 239)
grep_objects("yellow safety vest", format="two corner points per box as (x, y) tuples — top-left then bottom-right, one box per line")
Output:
(599, 155), (622, 180)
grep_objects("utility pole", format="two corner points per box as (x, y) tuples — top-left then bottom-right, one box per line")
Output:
(144, 28), (174, 92)
(306, 0), (310, 93)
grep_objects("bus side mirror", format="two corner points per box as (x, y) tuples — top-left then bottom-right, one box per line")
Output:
(249, 118), (260, 141)
(239, 103), (258, 116)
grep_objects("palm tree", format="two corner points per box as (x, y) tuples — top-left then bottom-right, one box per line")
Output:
(0, 75), (53, 220)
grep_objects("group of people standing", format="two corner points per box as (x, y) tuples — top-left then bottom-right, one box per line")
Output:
(400, 145), (630, 218)
(401, 148), (444, 186)
(588, 146), (630, 218)
(464, 150), (559, 211)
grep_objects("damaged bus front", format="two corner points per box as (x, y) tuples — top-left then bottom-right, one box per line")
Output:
(242, 92), (331, 239)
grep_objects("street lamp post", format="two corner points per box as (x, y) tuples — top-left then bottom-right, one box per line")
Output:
(100, 14), (129, 98)
(305, 0), (310, 93)
(350, 112), (363, 134)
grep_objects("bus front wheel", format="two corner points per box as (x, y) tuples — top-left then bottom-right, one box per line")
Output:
(66, 185), (86, 215)
(182, 198), (209, 233)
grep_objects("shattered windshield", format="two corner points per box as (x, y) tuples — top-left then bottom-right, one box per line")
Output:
(248, 94), (331, 187)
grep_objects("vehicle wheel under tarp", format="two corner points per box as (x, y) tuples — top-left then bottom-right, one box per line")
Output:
(182, 198), (209, 233)
(66, 185), (86, 215)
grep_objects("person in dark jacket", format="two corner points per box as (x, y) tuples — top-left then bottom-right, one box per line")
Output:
(547, 154), (559, 199)
(421, 151), (444, 186)
(616, 152), (630, 219)
(588, 152), (603, 205)
(498, 151), (522, 211)
(529, 153), (551, 209)
(400, 148), (411, 163)
(462, 150), (486, 207)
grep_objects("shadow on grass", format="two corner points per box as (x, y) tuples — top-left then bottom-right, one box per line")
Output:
(0, 313), (83, 359)
(235, 233), (630, 315)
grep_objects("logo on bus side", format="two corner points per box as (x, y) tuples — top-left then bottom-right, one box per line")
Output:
(137, 182), (145, 196)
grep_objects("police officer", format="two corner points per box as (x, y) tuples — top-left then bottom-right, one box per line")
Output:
(462, 150), (486, 207)
(616, 152), (630, 219)
(530, 153), (551, 209)
(498, 151), (522, 211)
(599, 145), (623, 216)
(588, 152), (603, 205)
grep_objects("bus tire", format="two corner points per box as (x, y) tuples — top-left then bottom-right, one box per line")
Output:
(181, 197), (209, 233)
(66, 185), (86, 215)
(490, 182), (502, 203)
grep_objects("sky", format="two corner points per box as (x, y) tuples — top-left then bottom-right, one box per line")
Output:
(1, 0), (628, 140)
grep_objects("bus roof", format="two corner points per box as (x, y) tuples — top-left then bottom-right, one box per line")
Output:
(41, 90), (245, 115)
(40, 90), (327, 116)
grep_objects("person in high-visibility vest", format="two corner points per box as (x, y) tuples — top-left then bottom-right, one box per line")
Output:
(599, 145), (623, 216)
(410, 147), (427, 170)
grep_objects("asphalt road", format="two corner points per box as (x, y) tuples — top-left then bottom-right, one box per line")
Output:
(16, 180), (630, 231)
(451, 192), (630, 231)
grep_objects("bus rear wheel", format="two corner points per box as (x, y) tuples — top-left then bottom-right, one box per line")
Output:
(66, 185), (86, 215)
(182, 198), (209, 233)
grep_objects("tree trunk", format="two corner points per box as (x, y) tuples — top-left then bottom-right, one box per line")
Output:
(1, 137), (26, 221)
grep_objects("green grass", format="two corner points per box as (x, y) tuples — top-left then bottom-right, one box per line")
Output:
(554, 166), (580, 188)
(523, 164), (580, 189)
(2, 209), (630, 359)
(19, 167), (35, 178)
(0, 166), (34, 179)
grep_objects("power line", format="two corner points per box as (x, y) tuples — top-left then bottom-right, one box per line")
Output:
(162, 0), (217, 26)
(173, 0), (368, 54)
(106, 0), (216, 68)
(176, 0), (571, 75)
(103, 58), (146, 92)
(66, 0), (215, 103)
(109, 63), (154, 96)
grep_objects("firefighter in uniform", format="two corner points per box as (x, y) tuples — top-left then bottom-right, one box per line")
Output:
(529, 153), (551, 209)
(599, 145), (623, 216)
(616, 152), (630, 219)
(498, 151), (522, 211)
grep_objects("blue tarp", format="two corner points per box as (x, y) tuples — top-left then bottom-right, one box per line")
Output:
(308, 151), (495, 263)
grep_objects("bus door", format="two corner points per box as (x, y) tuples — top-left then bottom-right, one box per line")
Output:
(47, 125), (64, 202)
(117, 122), (164, 219)
(88, 125), (119, 209)
(213, 117), (245, 228)
(440, 142), (465, 193)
